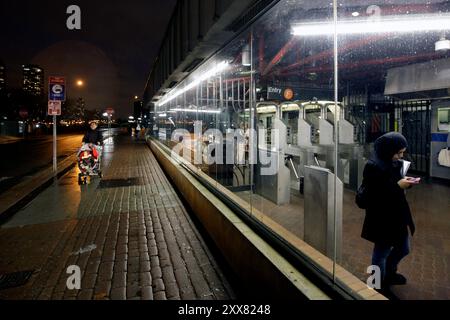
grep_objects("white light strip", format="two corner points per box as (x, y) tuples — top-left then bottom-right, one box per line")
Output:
(157, 61), (229, 107)
(158, 113), (167, 117)
(292, 13), (450, 36)
(170, 108), (221, 114)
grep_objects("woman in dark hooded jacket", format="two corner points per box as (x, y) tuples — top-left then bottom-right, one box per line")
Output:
(82, 121), (103, 146)
(361, 132), (418, 288)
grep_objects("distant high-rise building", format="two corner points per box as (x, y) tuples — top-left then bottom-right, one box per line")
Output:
(0, 61), (5, 92)
(22, 64), (44, 96)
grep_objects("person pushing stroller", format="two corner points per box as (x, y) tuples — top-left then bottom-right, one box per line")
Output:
(83, 121), (104, 147)
(78, 121), (104, 184)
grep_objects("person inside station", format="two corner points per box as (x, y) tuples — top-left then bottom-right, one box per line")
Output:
(360, 132), (420, 292)
(82, 121), (104, 147)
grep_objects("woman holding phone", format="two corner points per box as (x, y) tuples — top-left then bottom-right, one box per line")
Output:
(361, 132), (419, 292)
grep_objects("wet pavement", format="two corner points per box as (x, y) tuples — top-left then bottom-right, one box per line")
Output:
(0, 136), (235, 300)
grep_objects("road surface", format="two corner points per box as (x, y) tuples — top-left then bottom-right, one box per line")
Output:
(0, 133), (84, 194)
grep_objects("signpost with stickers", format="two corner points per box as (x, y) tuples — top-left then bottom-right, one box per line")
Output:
(48, 76), (66, 174)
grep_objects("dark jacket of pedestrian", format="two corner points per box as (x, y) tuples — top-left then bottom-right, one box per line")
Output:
(361, 132), (416, 246)
(82, 128), (103, 145)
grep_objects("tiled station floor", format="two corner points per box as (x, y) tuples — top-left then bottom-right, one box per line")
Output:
(236, 178), (450, 300)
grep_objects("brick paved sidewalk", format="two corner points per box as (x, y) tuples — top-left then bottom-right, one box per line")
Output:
(0, 137), (235, 300)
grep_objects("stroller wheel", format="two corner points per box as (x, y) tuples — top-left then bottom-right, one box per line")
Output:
(98, 171), (102, 179)
(78, 173), (83, 185)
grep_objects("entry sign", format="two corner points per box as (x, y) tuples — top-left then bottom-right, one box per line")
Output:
(49, 76), (66, 101)
(48, 100), (62, 116)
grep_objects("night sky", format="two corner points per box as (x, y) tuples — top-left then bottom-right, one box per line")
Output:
(0, 0), (177, 118)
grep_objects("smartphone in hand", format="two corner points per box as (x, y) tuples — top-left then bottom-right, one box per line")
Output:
(406, 177), (421, 184)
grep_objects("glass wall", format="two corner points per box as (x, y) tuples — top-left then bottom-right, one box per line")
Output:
(153, 0), (450, 299)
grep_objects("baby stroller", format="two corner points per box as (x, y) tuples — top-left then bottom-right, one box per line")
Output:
(77, 143), (102, 185)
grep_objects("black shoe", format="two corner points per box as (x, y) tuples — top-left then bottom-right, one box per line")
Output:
(386, 273), (407, 285)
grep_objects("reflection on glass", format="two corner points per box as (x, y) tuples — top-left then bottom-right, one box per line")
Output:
(149, 0), (450, 299)
(337, 1), (450, 299)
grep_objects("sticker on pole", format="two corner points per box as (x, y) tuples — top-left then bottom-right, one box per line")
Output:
(49, 76), (66, 101)
(48, 100), (62, 116)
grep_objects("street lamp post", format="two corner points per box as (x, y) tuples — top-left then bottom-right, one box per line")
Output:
(103, 111), (112, 144)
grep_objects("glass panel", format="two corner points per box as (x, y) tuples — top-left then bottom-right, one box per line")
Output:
(250, 0), (338, 282)
(337, 1), (450, 299)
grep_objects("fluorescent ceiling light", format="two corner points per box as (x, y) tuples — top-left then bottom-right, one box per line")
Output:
(170, 108), (221, 114)
(292, 13), (450, 36)
(157, 61), (229, 107)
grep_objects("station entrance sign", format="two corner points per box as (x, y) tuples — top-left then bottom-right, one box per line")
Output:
(49, 76), (66, 101)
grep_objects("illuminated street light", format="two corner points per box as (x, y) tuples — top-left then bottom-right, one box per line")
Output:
(103, 112), (108, 117)
(76, 80), (84, 87)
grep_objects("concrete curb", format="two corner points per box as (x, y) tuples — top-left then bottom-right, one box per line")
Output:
(0, 154), (77, 224)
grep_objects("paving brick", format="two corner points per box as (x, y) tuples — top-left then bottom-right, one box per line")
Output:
(151, 266), (162, 280)
(139, 261), (151, 272)
(141, 286), (154, 300)
(153, 291), (167, 300)
(51, 291), (65, 300)
(116, 244), (128, 255)
(77, 289), (94, 300)
(139, 252), (150, 262)
(152, 278), (165, 293)
(81, 273), (97, 289)
(180, 287), (197, 300)
(126, 286), (141, 299)
(98, 262), (114, 281)
(148, 239), (157, 248)
(189, 272), (213, 298)
(94, 281), (111, 298)
(127, 272), (140, 285)
(110, 287), (126, 300)
(165, 282), (180, 299)
(174, 268), (192, 289)
(140, 272), (152, 287)
(37, 287), (53, 300)
(150, 256), (160, 268)
(115, 253), (128, 262)
(112, 272), (127, 289)
(101, 250), (116, 263)
(162, 266), (177, 284)
(148, 246), (158, 257)
(114, 260), (127, 273)
(85, 259), (101, 275)
(128, 249), (140, 258)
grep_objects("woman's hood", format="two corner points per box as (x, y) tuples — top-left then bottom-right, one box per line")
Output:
(373, 132), (408, 162)
(374, 132), (408, 162)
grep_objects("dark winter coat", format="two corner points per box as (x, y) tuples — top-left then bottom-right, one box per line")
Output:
(361, 132), (416, 245)
(82, 128), (103, 145)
